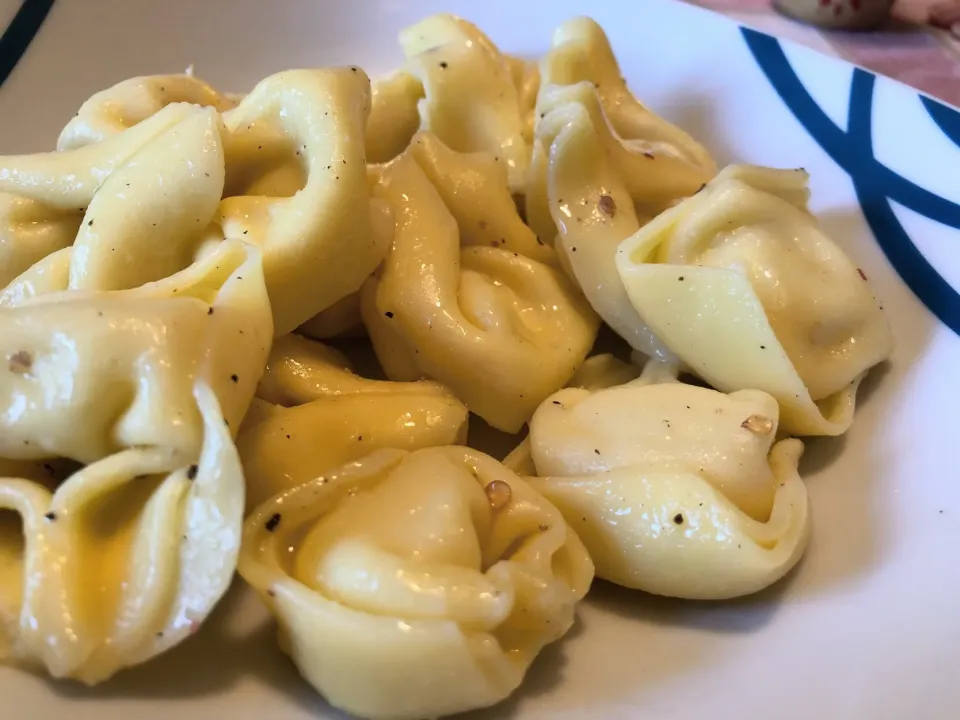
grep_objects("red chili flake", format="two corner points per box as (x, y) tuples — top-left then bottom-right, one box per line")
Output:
(741, 415), (774, 435)
(484, 480), (512, 510)
(8, 350), (32, 374)
(834, 3), (842, 14)
(820, 0), (830, 6)
(266, 589), (276, 597)
(598, 194), (616, 217)
(857, 268), (868, 281)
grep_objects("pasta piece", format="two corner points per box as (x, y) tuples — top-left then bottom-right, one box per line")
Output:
(0, 196), (80, 287)
(297, 290), (365, 340)
(0, 240), (272, 463)
(507, 55), (541, 144)
(541, 17), (715, 182)
(528, 375), (810, 599)
(366, 71), (424, 163)
(0, 240), (269, 682)
(0, 247), (72, 307)
(567, 353), (642, 391)
(537, 98), (674, 358)
(400, 14), (530, 193)
(68, 107), (225, 290)
(239, 446), (593, 719)
(0, 102), (200, 210)
(57, 73), (237, 151)
(525, 17), (715, 240)
(616, 165), (895, 435)
(217, 69), (392, 336)
(361, 151), (599, 432)
(0, 382), (246, 683)
(408, 132), (555, 266)
(238, 334), (468, 508)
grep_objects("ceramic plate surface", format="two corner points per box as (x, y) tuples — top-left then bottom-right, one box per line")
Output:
(1, 0), (959, 718)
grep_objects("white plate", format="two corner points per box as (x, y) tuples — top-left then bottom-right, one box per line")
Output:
(1, 0), (959, 718)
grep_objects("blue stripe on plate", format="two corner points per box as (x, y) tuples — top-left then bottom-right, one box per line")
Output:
(0, 0), (54, 88)
(922, 96), (960, 149)
(742, 27), (960, 337)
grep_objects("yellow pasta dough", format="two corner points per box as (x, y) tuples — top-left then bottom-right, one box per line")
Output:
(400, 14), (530, 193)
(0, 239), (271, 683)
(57, 73), (237, 151)
(237, 334), (469, 509)
(525, 17), (715, 244)
(361, 147), (599, 432)
(239, 446), (593, 719)
(527, 367), (810, 599)
(616, 164), (894, 435)
(217, 68), (391, 336)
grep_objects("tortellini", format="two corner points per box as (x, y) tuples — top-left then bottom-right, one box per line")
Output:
(0, 104), (226, 294)
(361, 144), (599, 432)
(400, 14), (530, 192)
(238, 334), (468, 509)
(365, 71), (424, 164)
(239, 446), (594, 719)
(616, 164), (895, 435)
(527, 366), (810, 599)
(536, 95), (674, 358)
(525, 17), (715, 245)
(0, 195), (80, 288)
(57, 73), (237, 151)
(218, 69), (391, 336)
(0, 239), (271, 683)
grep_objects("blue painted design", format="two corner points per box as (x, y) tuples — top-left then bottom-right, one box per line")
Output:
(742, 27), (960, 337)
(0, 0), (54, 89)
(922, 96), (960, 149)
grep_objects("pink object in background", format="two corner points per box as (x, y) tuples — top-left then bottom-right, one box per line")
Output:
(687, 0), (960, 107)
(773, 0), (895, 29)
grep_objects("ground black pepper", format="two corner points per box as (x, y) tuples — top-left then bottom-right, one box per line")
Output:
(265, 513), (282, 532)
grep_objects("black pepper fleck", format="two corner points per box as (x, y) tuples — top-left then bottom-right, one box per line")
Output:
(87, 219), (94, 227)
(265, 513), (282, 532)
(230, 374), (239, 383)
(207, 307), (214, 315)
(45, 511), (57, 521)
(673, 513), (684, 525)
(439, 61), (448, 69)
(678, 276), (684, 281)
(643, 152), (654, 159)
(186, 464), (198, 480)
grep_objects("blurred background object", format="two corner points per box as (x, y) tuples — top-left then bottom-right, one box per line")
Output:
(773, 0), (895, 30)
(687, 1), (960, 105)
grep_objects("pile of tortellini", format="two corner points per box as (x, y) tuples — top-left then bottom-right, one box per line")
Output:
(0, 12), (893, 720)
